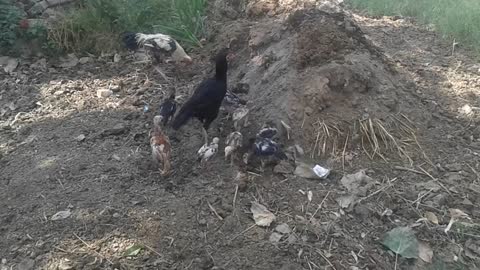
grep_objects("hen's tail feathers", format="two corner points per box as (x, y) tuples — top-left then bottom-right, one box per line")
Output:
(122, 32), (139, 51)
(171, 108), (193, 130)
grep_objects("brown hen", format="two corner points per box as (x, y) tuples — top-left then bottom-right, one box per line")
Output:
(150, 115), (171, 176)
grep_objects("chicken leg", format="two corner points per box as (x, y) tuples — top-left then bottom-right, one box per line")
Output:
(201, 126), (209, 146)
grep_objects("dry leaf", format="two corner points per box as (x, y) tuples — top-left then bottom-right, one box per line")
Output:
(418, 241), (434, 263)
(425, 211), (439, 225)
(51, 210), (71, 221)
(445, 208), (470, 233)
(449, 208), (470, 219)
(251, 202), (275, 227)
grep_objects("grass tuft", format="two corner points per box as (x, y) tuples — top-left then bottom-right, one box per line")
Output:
(347, 0), (480, 53)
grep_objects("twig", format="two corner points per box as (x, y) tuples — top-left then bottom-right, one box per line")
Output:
(316, 250), (337, 270)
(394, 253), (398, 270)
(308, 191), (330, 223)
(144, 244), (165, 259)
(356, 178), (398, 204)
(207, 201), (223, 221)
(342, 134), (349, 172)
(233, 185), (239, 209)
(394, 166), (425, 175)
(73, 233), (113, 265)
(229, 224), (256, 241)
(418, 166), (451, 194)
(55, 177), (65, 189)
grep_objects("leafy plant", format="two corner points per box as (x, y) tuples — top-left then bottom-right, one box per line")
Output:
(0, 0), (22, 54)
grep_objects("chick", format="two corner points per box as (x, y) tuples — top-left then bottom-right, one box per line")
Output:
(150, 115), (172, 176)
(198, 137), (220, 165)
(158, 91), (177, 126)
(232, 107), (249, 131)
(244, 135), (287, 172)
(225, 131), (243, 165)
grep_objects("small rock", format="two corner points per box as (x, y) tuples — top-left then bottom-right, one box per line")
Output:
(445, 172), (463, 183)
(273, 160), (294, 174)
(102, 123), (128, 136)
(111, 85), (121, 93)
(432, 194), (448, 206)
(17, 258), (35, 270)
(445, 163), (462, 172)
(97, 89), (113, 98)
(113, 54), (121, 63)
(287, 234), (297, 244)
(113, 213), (120, 218)
(3, 57), (19, 73)
(275, 223), (291, 234)
(78, 57), (91, 64)
(269, 232), (283, 243)
(58, 54), (79, 68)
(75, 134), (86, 142)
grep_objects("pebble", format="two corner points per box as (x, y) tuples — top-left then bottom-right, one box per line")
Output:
(102, 123), (127, 136)
(269, 232), (283, 243)
(78, 57), (91, 64)
(97, 89), (113, 98)
(275, 223), (291, 234)
(17, 258), (34, 270)
(75, 134), (86, 142)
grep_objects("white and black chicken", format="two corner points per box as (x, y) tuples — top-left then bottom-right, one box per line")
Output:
(122, 32), (192, 80)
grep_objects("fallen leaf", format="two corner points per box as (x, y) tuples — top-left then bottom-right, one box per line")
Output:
(51, 210), (71, 221)
(382, 227), (418, 259)
(418, 241), (434, 263)
(124, 244), (143, 257)
(425, 211), (439, 225)
(449, 208), (470, 219)
(251, 201), (275, 227)
(445, 208), (470, 233)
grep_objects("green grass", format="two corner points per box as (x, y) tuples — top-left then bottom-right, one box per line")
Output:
(347, 0), (480, 52)
(49, 0), (207, 54)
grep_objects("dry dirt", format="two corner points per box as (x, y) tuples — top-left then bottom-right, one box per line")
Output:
(1, 2), (480, 270)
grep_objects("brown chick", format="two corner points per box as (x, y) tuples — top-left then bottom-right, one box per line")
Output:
(150, 115), (171, 176)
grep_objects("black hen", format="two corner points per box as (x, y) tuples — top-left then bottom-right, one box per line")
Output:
(158, 92), (177, 126)
(171, 48), (231, 144)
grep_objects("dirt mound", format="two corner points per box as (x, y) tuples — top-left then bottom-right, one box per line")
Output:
(213, 8), (425, 164)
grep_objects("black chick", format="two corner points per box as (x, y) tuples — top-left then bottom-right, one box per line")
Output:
(171, 48), (233, 144)
(158, 91), (177, 126)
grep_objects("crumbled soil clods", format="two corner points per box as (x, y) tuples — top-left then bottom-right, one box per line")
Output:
(1, 2), (480, 270)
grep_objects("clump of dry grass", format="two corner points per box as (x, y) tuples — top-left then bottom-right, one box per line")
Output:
(309, 114), (430, 165)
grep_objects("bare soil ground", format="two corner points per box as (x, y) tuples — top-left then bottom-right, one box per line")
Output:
(1, 2), (480, 270)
